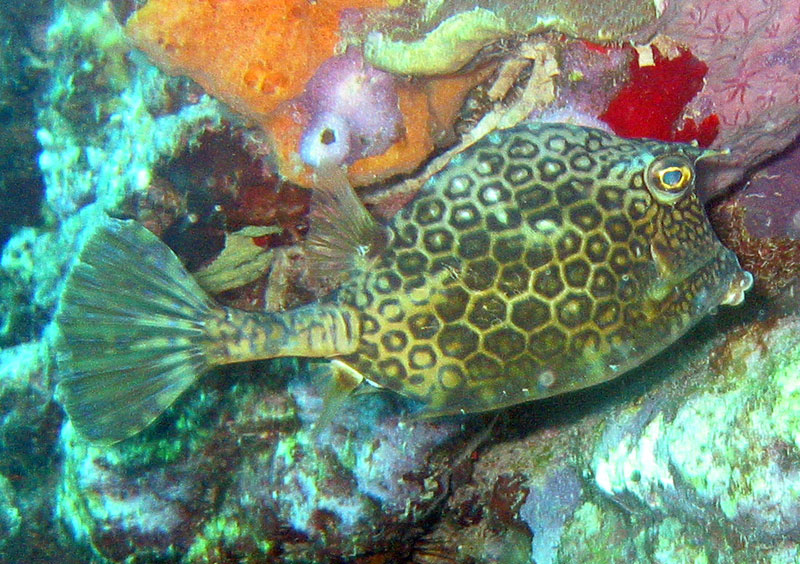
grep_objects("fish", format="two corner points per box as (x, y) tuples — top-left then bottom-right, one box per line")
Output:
(54, 123), (753, 444)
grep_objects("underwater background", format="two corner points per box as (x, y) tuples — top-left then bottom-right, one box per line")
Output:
(1, 0), (800, 562)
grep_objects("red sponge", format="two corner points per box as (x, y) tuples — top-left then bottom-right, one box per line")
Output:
(600, 48), (719, 147)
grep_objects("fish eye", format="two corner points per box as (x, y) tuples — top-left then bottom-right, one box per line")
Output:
(645, 155), (695, 204)
(661, 168), (684, 186)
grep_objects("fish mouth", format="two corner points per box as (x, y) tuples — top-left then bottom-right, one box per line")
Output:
(682, 244), (753, 317)
(719, 265), (753, 306)
(603, 243), (752, 386)
(647, 238), (751, 322)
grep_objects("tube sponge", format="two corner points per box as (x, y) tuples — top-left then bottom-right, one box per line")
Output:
(300, 112), (353, 168)
(299, 48), (403, 167)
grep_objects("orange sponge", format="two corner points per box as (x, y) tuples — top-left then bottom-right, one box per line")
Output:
(126, 0), (387, 121)
(262, 87), (433, 188)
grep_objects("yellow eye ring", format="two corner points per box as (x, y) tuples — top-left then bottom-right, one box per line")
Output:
(658, 165), (692, 190)
(645, 155), (695, 204)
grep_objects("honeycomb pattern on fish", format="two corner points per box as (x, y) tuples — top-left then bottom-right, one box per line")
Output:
(334, 123), (744, 415)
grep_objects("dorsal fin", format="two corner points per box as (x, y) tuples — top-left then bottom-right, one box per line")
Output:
(305, 164), (391, 285)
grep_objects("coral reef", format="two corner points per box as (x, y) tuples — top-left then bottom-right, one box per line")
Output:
(124, 0), (388, 120)
(722, 138), (800, 241)
(57, 359), (473, 562)
(592, 314), (800, 549)
(539, 40), (632, 130)
(0, 0), (799, 561)
(363, 0), (662, 75)
(0, 339), (72, 562)
(298, 48), (403, 167)
(0, 4), (265, 556)
(0, 1), (51, 246)
(0, 0), (227, 345)
(267, 66), (493, 188)
(709, 138), (800, 299)
(123, 0), (500, 188)
(656, 0), (800, 193)
(117, 0), (800, 196)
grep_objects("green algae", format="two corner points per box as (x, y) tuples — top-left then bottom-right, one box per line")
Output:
(770, 340), (800, 451)
(559, 504), (725, 564)
(274, 435), (300, 468)
(558, 501), (640, 563)
(652, 518), (711, 564)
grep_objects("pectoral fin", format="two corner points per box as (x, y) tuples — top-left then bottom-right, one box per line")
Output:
(305, 164), (391, 284)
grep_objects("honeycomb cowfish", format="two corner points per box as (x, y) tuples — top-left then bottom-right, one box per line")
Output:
(54, 123), (753, 444)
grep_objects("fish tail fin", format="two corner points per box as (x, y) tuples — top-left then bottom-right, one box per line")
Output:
(54, 217), (222, 445)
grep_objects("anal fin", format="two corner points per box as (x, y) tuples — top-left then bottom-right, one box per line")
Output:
(311, 359), (365, 435)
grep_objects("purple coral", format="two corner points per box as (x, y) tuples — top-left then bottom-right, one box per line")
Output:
(736, 139), (800, 240)
(299, 48), (403, 167)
